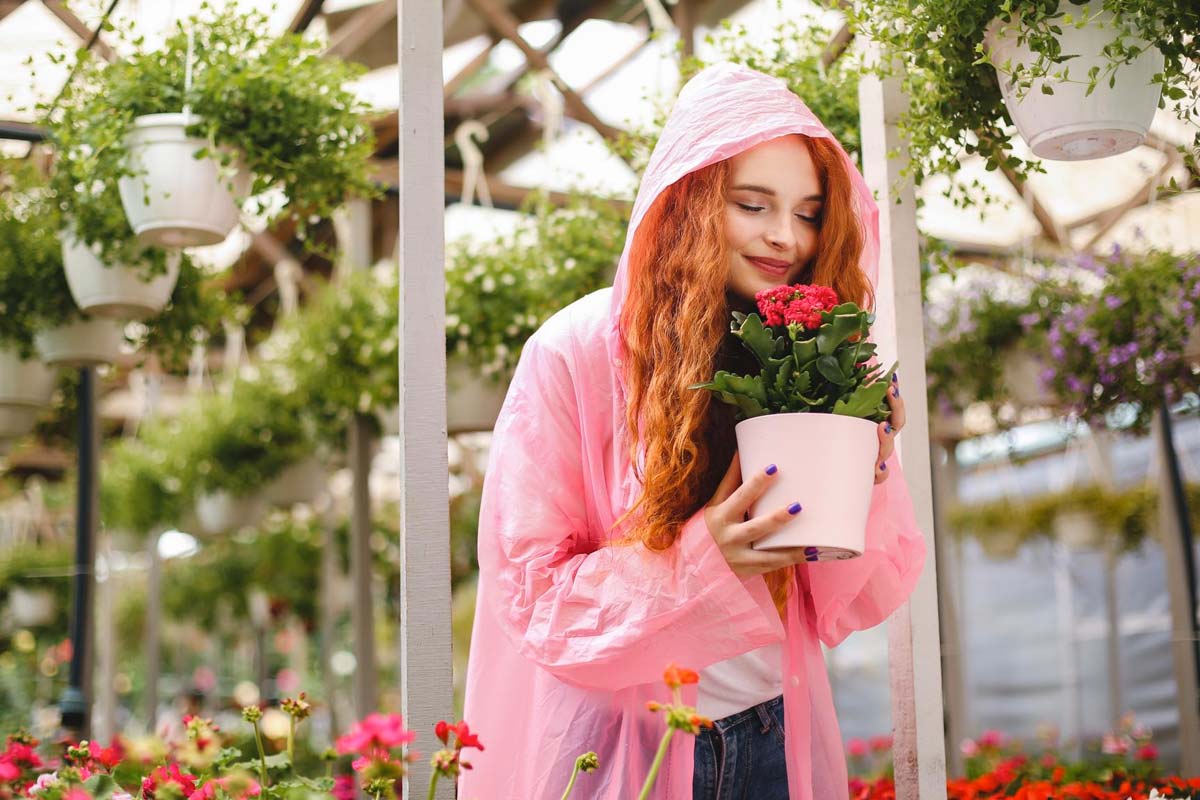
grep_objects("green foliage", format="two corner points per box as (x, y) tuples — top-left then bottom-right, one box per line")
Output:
(846, 0), (1200, 209)
(47, 4), (378, 247)
(694, 303), (895, 421)
(0, 540), (74, 633)
(444, 193), (625, 378)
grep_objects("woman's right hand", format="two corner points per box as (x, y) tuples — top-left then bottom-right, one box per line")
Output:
(703, 452), (812, 578)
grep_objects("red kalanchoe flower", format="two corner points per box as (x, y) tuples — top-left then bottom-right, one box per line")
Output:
(755, 284), (840, 330)
(662, 664), (699, 690)
(335, 713), (415, 756)
(142, 764), (197, 800)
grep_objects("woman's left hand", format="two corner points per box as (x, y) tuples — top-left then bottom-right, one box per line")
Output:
(875, 374), (904, 484)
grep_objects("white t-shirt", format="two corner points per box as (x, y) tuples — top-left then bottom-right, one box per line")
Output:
(697, 642), (784, 721)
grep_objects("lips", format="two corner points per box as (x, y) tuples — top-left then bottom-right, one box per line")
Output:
(745, 255), (792, 276)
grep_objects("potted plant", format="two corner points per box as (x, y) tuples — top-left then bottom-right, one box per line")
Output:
(0, 163), (57, 436)
(444, 193), (623, 432)
(692, 284), (895, 557)
(1040, 248), (1200, 432)
(847, 1), (1200, 207)
(52, 6), (377, 248)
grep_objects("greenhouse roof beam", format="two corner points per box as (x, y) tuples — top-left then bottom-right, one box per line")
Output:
(998, 163), (1064, 248)
(287, 0), (325, 33)
(443, 34), (498, 99)
(1082, 148), (1181, 253)
(442, 165), (632, 212)
(40, 0), (116, 62)
(463, 0), (622, 142)
(325, 0), (397, 59)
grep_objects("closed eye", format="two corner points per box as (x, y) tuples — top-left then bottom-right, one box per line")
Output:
(736, 203), (764, 213)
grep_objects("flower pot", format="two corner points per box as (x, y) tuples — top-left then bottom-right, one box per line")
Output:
(984, 1), (1164, 161)
(735, 413), (876, 558)
(978, 528), (1024, 560)
(1001, 349), (1056, 408)
(1052, 509), (1108, 550)
(265, 457), (326, 507)
(195, 490), (266, 535)
(8, 587), (56, 627)
(0, 405), (39, 439)
(35, 317), (125, 367)
(446, 360), (509, 435)
(0, 347), (56, 409)
(62, 234), (180, 319)
(118, 113), (249, 248)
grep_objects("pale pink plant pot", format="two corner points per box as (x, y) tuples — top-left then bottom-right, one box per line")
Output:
(735, 412), (878, 559)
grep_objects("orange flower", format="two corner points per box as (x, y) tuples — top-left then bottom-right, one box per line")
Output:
(662, 664), (699, 689)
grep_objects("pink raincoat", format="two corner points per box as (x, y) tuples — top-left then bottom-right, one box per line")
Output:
(459, 63), (926, 800)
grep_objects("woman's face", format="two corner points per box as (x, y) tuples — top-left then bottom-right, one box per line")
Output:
(724, 135), (823, 303)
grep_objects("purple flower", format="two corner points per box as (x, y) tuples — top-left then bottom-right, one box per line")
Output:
(1066, 376), (1086, 393)
(1019, 312), (1041, 330)
(1051, 344), (1067, 360)
(1104, 295), (1123, 310)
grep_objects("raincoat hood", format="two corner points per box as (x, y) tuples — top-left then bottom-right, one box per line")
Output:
(609, 61), (881, 337)
(460, 62), (924, 800)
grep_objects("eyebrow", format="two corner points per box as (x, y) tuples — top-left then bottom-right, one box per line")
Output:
(731, 183), (824, 202)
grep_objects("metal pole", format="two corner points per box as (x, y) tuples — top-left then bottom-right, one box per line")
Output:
(145, 531), (162, 731)
(398, 1), (453, 796)
(60, 366), (97, 737)
(348, 418), (377, 719)
(1155, 395), (1200, 774)
(931, 441), (967, 776)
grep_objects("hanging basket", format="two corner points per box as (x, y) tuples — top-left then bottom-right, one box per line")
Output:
(8, 587), (57, 627)
(118, 113), (248, 248)
(195, 490), (266, 535)
(1001, 348), (1057, 408)
(264, 457), (326, 507)
(447, 359), (509, 435)
(736, 412), (876, 559)
(62, 234), (180, 320)
(1052, 509), (1109, 550)
(984, 1), (1164, 161)
(35, 317), (125, 367)
(0, 405), (40, 439)
(978, 528), (1025, 560)
(0, 347), (56, 409)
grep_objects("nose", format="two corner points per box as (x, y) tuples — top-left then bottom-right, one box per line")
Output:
(764, 212), (796, 253)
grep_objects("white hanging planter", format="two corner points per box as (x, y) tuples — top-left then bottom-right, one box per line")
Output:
(447, 359), (509, 435)
(35, 317), (125, 367)
(118, 113), (249, 248)
(1001, 348), (1057, 408)
(736, 413), (877, 559)
(265, 457), (326, 507)
(984, 1), (1164, 161)
(8, 587), (57, 627)
(0, 347), (56, 409)
(0, 405), (40, 439)
(62, 234), (180, 320)
(1052, 509), (1109, 550)
(195, 490), (266, 535)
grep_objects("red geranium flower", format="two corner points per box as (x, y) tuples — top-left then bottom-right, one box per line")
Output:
(142, 763), (197, 800)
(335, 713), (415, 756)
(663, 664), (700, 690)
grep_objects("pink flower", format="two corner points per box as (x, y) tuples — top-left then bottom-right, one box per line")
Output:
(846, 739), (868, 757)
(1101, 733), (1130, 755)
(332, 775), (356, 800)
(977, 729), (1006, 748)
(63, 789), (91, 800)
(1135, 743), (1158, 761)
(0, 762), (20, 782)
(335, 714), (415, 756)
(960, 739), (979, 757)
(142, 763), (197, 800)
(868, 735), (892, 753)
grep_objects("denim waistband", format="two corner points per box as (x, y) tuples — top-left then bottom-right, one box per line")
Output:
(707, 694), (784, 735)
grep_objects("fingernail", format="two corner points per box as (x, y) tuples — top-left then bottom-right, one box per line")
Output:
(892, 373), (899, 383)
(893, 386), (900, 398)
(765, 464), (778, 476)
(804, 546), (819, 562)
(880, 462), (888, 471)
(788, 502), (802, 515)
(885, 422), (893, 434)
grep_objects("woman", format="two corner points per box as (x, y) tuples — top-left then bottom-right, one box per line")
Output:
(459, 63), (925, 800)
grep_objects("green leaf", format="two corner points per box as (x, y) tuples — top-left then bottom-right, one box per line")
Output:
(733, 313), (783, 373)
(792, 337), (819, 368)
(816, 312), (865, 355)
(692, 371), (769, 419)
(815, 355), (850, 385)
(83, 775), (117, 800)
(832, 363), (897, 421)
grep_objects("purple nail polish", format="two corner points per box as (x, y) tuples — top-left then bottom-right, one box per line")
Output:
(893, 385), (900, 398)
(787, 502), (802, 515)
(892, 373), (898, 383)
(885, 422), (893, 434)
(765, 464), (778, 476)
(805, 546), (819, 562)
(880, 462), (888, 471)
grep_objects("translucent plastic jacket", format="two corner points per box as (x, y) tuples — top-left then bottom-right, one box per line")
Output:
(459, 63), (926, 800)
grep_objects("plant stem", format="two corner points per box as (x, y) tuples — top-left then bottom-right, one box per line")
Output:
(287, 717), (295, 766)
(426, 771), (440, 800)
(252, 721), (270, 788)
(559, 761), (583, 800)
(637, 728), (675, 800)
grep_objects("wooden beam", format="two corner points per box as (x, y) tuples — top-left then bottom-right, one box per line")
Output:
(40, 0), (115, 62)
(287, 0), (325, 33)
(325, 0), (397, 59)
(0, 0), (26, 22)
(443, 166), (632, 213)
(463, 0), (622, 141)
(998, 163), (1064, 247)
(1082, 153), (1178, 252)
(821, 21), (854, 69)
(444, 35), (498, 99)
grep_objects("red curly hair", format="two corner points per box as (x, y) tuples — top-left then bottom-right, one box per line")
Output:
(617, 135), (873, 617)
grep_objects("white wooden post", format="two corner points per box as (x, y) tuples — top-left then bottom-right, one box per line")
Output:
(859, 69), (949, 799)
(931, 441), (967, 777)
(397, 3), (453, 797)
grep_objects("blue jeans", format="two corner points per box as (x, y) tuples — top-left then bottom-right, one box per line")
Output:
(692, 695), (788, 799)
